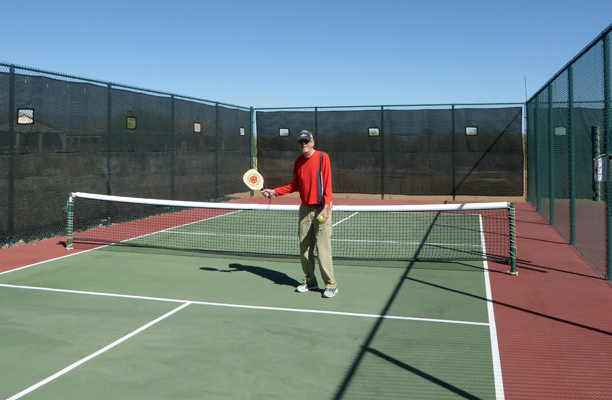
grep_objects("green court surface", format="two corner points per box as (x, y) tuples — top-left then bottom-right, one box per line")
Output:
(0, 246), (502, 399)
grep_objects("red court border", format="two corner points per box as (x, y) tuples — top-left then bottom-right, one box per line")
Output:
(1, 199), (611, 399)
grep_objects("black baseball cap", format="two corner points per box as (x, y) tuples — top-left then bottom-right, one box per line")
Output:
(297, 130), (314, 142)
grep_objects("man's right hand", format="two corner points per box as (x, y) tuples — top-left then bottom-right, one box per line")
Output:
(261, 189), (276, 198)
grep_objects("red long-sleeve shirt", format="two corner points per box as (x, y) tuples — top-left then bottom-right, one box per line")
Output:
(274, 150), (332, 206)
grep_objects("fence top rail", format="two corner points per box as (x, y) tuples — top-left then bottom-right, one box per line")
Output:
(254, 103), (524, 111)
(0, 62), (524, 112)
(527, 21), (612, 105)
(0, 62), (251, 111)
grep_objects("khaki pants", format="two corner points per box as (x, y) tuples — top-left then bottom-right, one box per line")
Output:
(298, 204), (336, 289)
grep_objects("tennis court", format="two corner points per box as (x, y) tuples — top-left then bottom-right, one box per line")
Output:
(0, 197), (506, 399)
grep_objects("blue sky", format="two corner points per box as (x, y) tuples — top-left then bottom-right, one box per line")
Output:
(1, 0), (611, 108)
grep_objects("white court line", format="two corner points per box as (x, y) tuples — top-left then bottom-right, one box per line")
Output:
(162, 231), (482, 249)
(165, 231), (295, 240)
(0, 208), (249, 278)
(331, 237), (482, 248)
(6, 301), (191, 400)
(0, 283), (489, 327)
(479, 215), (505, 400)
(2, 212), (498, 394)
(332, 212), (359, 227)
(104, 209), (246, 244)
(0, 246), (107, 276)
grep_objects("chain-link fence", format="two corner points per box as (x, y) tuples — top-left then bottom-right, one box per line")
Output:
(526, 23), (612, 279)
(256, 104), (524, 199)
(1, 65), (527, 251)
(0, 64), (252, 248)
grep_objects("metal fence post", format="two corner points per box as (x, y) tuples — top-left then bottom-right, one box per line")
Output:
(8, 66), (15, 241)
(548, 86), (555, 226)
(534, 98), (541, 212)
(250, 106), (255, 171)
(106, 84), (113, 222)
(250, 106), (255, 197)
(215, 102), (220, 201)
(170, 95), (175, 200)
(604, 34), (611, 281)
(314, 106), (318, 143)
(106, 84), (112, 197)
(381, 106), (385, 200)
(451, 104), (456, 201)
(568, 65), (576, 246)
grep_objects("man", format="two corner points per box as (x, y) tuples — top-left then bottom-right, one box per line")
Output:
(261, 130), (338, 298)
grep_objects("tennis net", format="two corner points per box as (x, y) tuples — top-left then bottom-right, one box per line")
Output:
(65, 192), (516, 266)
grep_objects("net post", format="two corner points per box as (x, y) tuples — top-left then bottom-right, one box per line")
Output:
(65, 193), (75, 250)
(508, 202), (518, 275)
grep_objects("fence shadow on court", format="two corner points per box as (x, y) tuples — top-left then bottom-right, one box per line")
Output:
(331, 211), (492, 399)
(330, 206), (516, 399)
(409, 276), (612, 338)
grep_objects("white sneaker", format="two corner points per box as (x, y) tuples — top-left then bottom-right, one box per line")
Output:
(296, 283), (319, 293)
(323, 287), (338, 298)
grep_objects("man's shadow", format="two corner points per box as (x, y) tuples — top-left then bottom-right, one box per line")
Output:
(200, 263), (301, 288)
